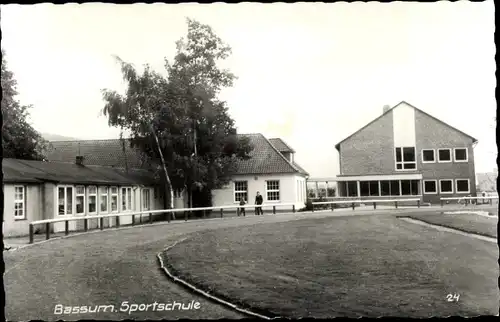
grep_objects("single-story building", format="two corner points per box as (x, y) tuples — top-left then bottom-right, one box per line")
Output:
(43, 133), (309, 209)
(3, 157), (162, 237)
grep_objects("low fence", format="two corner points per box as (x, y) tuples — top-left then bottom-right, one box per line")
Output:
(311, 198), (422, 212)
(440, 196), (499, 207)
(28, 203), (298, 244)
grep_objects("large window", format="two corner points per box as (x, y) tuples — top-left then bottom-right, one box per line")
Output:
(14, 186), (26, 220)
(439, 180), (453, 194)
(234, 181), (248, 202)
(88, 186), (97, 214)
(438, 149), (452, 163)
(455, 179), (470, 193)
(121, 187), (133, 212)
(360, 181), (380, 196)
(390, 180), (400, 196)
(142, 188), (151, 210)
(360, 181), (370, 197)
(58, 186), (73, 215)
(266, 180), (280, 201)
(99, 187), (108, 213)
(347, 181), (358, 197)
(380, 181), (390, 196)
(75, 185), (85, 214)
(395, 147), (416, 170)
(454, 148), (468, 162)
(423, 180), (437, 194)
(422, 149), (435, 163)
(110, 187), (118, 212)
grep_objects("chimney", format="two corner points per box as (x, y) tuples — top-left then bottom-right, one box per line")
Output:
(76, 155), (84, 166)
(383, 105), (391, 114)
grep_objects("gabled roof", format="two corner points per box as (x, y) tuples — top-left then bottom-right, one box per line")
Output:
(268, 138), (296, 153)
(2, 158), (157, 185)
(334, 101), (478, 151)
(234, 134), (305, 175)
(44, 134), (308, 176)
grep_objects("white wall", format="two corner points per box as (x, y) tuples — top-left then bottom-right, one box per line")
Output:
(212, 173), (307, 210)
(393, 102), (416, 147)
(3, 183), (43, 237)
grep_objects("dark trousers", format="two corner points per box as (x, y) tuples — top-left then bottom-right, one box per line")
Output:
(255, 206), (263, 215)
(239, 208), (246, 216)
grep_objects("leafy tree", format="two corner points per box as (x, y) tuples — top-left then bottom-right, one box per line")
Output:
(101, 18), (253, 210)
(2, 49), (47, 160)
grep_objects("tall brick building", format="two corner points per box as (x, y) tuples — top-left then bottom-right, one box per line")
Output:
(334, 101), (477, 204)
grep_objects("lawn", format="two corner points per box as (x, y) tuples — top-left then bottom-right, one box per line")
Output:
(403, 212), (497, 238)
(163, 215), (498, 318)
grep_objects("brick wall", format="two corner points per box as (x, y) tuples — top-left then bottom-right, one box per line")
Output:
(415, 109), (476, 203)
(339, 111), (396, 175)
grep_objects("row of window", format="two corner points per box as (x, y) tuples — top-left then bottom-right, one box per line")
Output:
(342, 178), (470, 197)
(234, 180), (281, 202)
(58, 185), (152, 216)
(395, 147), (468, 171)
(423, 179), (470, 194)
(344, 180), (420, 197)
(12, 185), (153, 221)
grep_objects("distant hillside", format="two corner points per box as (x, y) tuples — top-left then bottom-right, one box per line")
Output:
(42, 133), (80, 142)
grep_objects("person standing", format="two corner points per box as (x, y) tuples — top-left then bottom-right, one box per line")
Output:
(255, 191), (263, 215)
(239, 197), (246, 216)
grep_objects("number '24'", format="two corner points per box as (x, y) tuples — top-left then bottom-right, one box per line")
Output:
(446, 293), (460, 302)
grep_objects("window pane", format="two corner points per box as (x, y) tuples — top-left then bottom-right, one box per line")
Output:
(439, 149), (451, 161)
(360, 181), (370, 197)
(66, 187), (73, 214)
(76, 185), (85, 195)
(234, 181), (247, 191)
(59, 187), (65, 215)
(369, 181), (379, 196)
(422, 150), (435, 162)
(456, 180), (469, 192)
(395, 148), (402, 162)
(390, 181), (400, 196)
(15, 208), (24, 218)
(111, 187), (118, 194)
(380, 181), (390, 196)
(88, 186), (97, 194)
(100, 195), (108, 212)
(99, 187), (108, 194)
(455, 149), (467, 161)
(235, 192), (248, 202)
(111, 196), (118, 211)
(76, 195), (85, 214)
(401, 180), (411, 195)
(404, 163), (416, 170)
(440, 180), (453, 192)
(424, 181), (437, 193)
(396, 163), (402, 170)
(347, 181), (358, 197)
(410, 180), (419, 195)
(89, 196), (97, 213)
(122, 188), (127, 210)
(267, 191), (280, 201)
(403, 147), (415, 162)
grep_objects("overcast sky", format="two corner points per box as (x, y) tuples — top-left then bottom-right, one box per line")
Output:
(1, 2), (496, 177)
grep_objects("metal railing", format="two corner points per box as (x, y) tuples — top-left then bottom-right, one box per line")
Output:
(440, 196), (499, 207)
(311, 198), (422, 212)
(28, 203), (299, 244)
